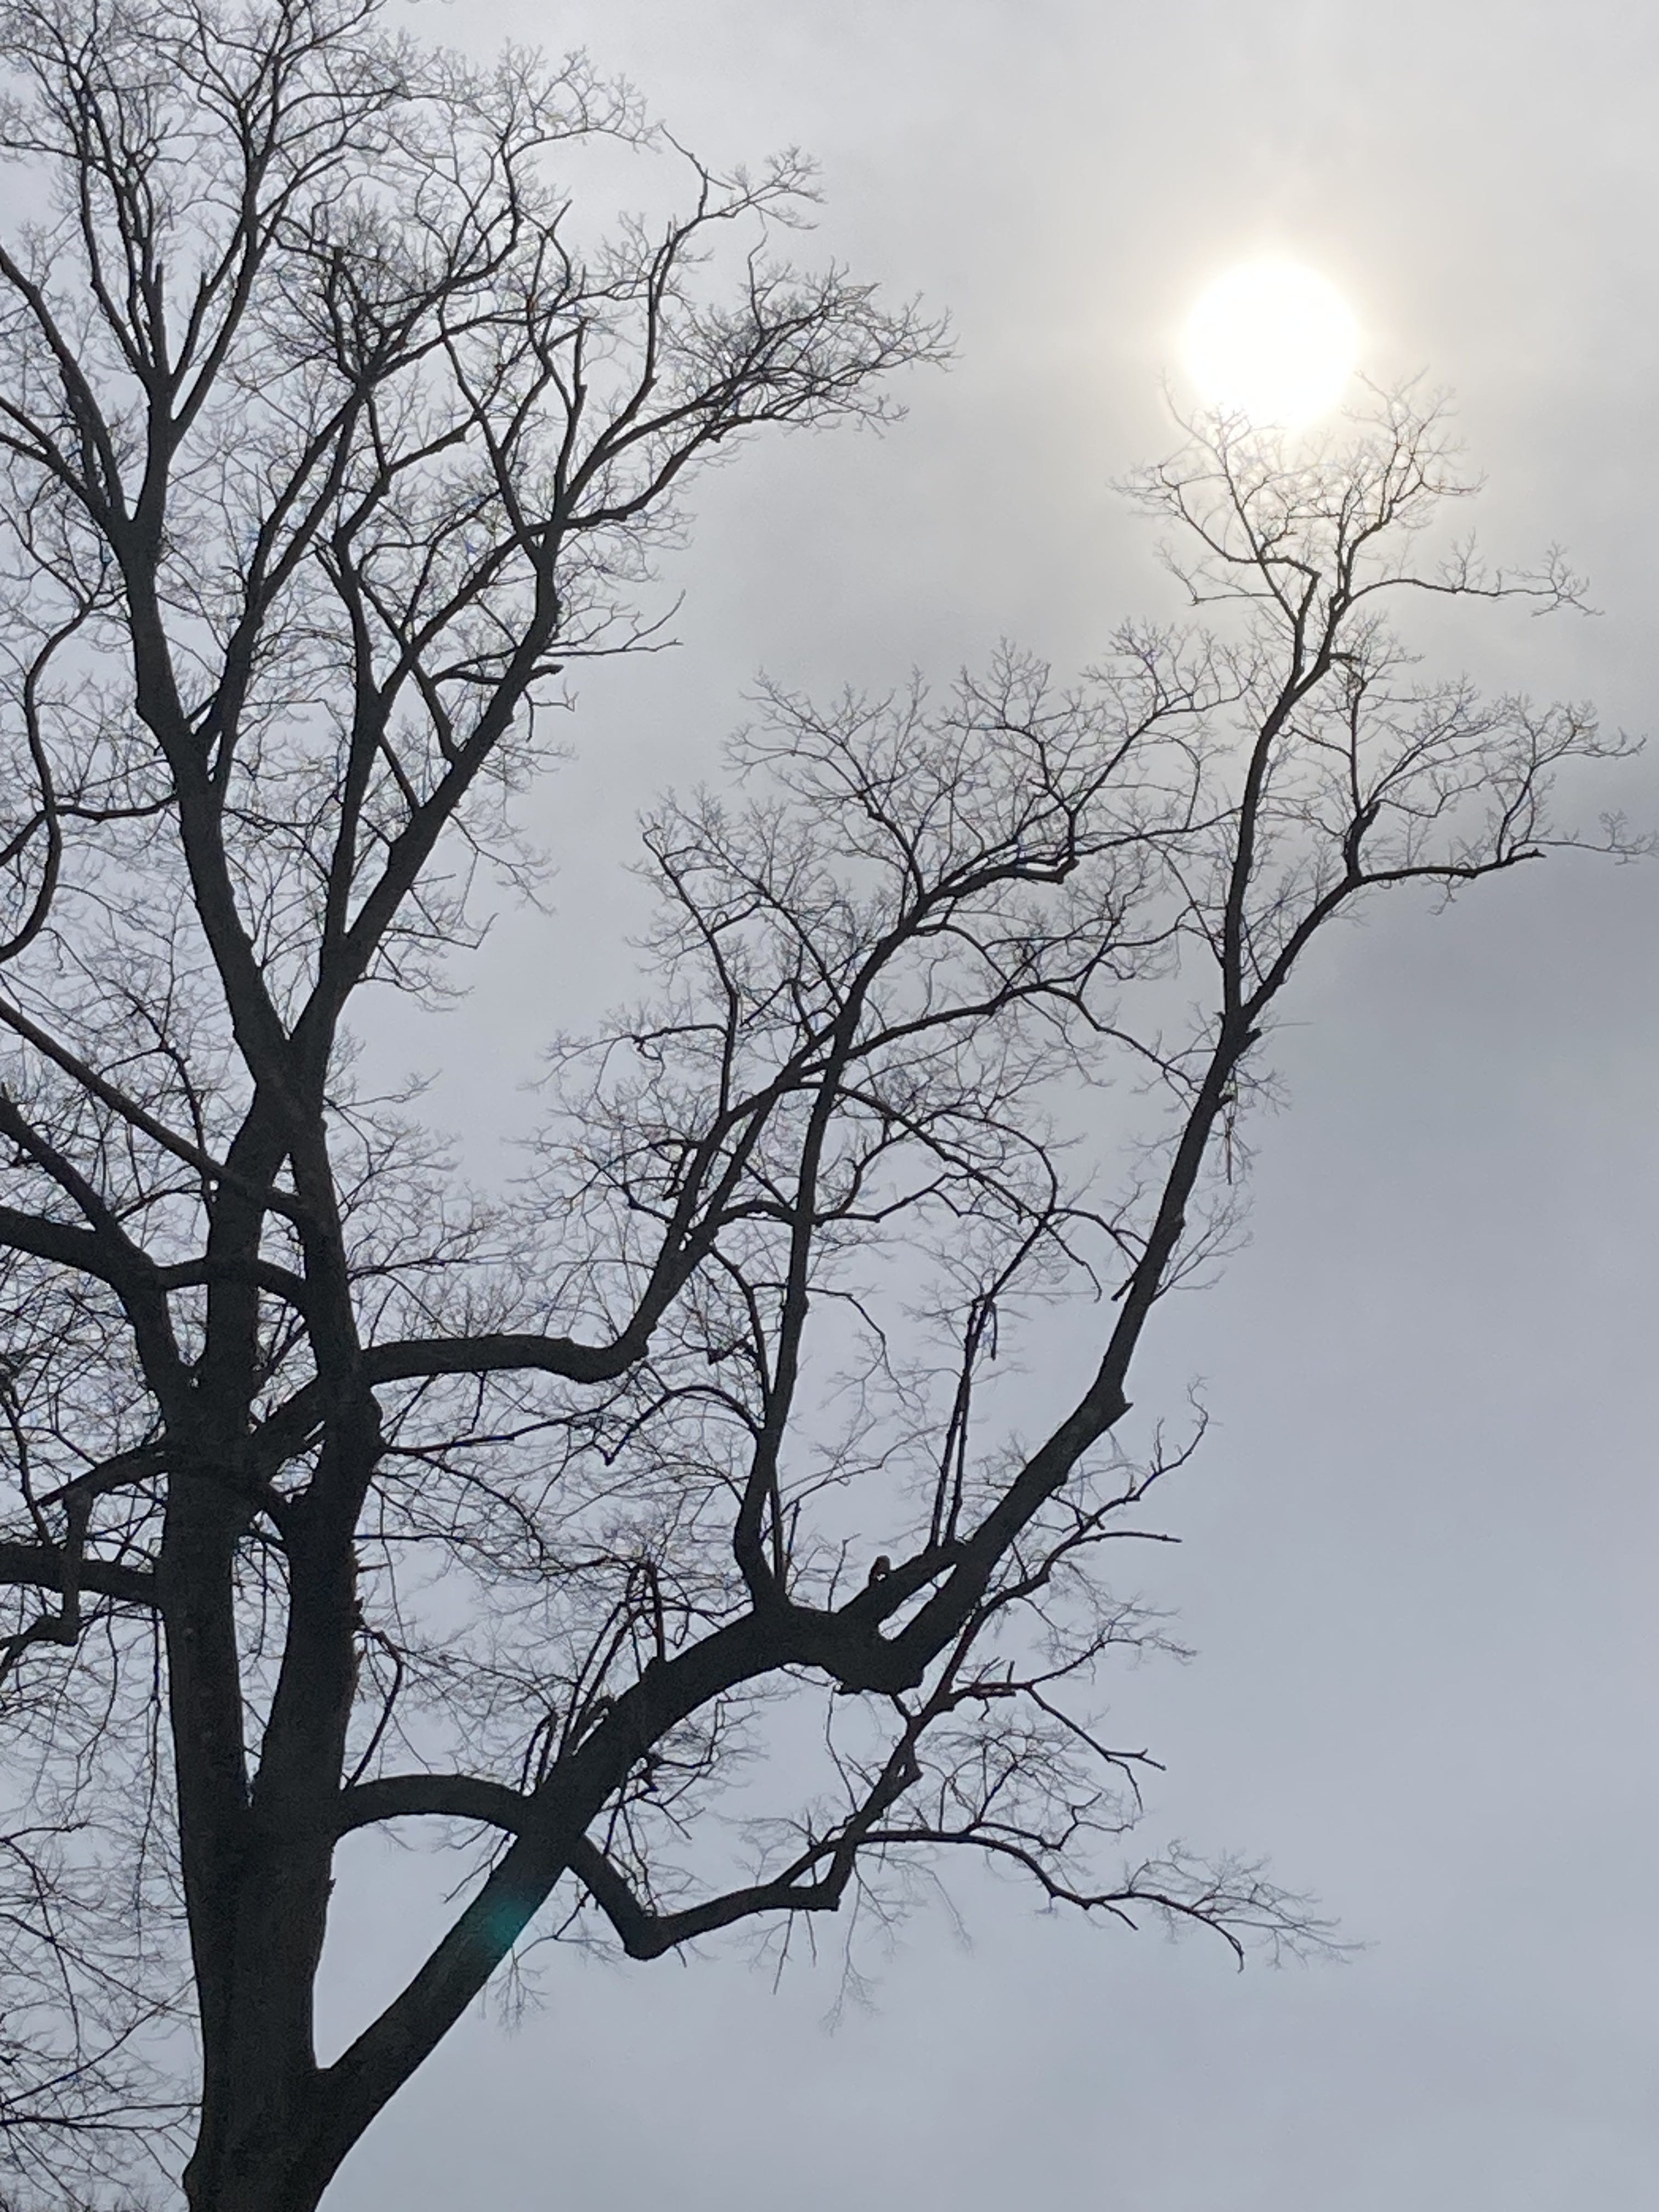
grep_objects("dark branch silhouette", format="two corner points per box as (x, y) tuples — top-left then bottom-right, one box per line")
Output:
(0, 5), (1634, 2209)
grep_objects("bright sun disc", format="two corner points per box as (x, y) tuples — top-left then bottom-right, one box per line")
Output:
(1183, 261), (1358, 428)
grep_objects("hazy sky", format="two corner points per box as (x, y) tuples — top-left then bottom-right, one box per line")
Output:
(325, 4), (1659, 2205)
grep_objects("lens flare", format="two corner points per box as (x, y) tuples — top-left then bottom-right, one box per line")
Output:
(1183, 261), (1358, 428)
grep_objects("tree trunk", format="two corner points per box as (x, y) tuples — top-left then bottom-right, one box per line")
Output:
(173, 1479), (365, 2212)
(184, 2110), (326, 2212)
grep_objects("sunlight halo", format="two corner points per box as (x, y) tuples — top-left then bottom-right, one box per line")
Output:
(1183, 261), (1358, 428)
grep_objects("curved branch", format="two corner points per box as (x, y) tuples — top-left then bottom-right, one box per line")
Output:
(567, 1834), (855, 1961)
(333, 1773), (531, 1838)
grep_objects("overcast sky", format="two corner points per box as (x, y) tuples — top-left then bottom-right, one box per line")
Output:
(325, 4), (1659, 2206)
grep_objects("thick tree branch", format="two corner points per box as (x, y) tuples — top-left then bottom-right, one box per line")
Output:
(333, 1773), (530, 1838)
(0, 1541), (157, 1610)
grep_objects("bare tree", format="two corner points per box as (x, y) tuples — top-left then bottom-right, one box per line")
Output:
(0, 2), (1634, 2207)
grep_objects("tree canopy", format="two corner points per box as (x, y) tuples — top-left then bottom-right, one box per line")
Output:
(0, 4), (1632, 2208)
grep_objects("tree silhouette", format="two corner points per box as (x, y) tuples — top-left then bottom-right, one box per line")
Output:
(0, 4), (1630, 2208)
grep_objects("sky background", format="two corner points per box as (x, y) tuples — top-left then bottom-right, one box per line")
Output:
(324, 3), (1659, 2205)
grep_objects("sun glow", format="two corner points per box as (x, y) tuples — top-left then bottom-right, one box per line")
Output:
(1183, 260), (1358, 428)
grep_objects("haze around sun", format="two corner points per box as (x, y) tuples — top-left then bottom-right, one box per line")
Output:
(1183, 261), (1358, 428)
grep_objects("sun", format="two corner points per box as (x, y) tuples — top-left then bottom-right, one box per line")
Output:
(1183, 260), (1358, 429)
